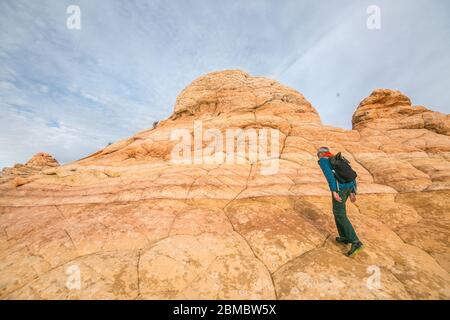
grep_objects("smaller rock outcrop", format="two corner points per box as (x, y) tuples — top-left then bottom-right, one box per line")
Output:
(24, 152), (59, 168)
(352, 89), (449, 135)
(0, 152), (59, 187)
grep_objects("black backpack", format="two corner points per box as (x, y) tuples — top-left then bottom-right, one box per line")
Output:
(329, 152), (357, 183)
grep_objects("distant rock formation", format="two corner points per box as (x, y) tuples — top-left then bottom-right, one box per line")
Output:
(353, 88), (449, 135)
(25, 152), (59, 168)
(0, 152), (59, 187)
(0, 70), (448, 300)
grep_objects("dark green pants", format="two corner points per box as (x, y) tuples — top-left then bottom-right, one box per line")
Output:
(332, 188), (359, 243)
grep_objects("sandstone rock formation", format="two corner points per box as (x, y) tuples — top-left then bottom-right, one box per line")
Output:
(0, 152), (59, 188)
(0, 70), (449, 299)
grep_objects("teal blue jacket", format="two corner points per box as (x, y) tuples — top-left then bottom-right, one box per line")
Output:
(318, 157), (357, 193)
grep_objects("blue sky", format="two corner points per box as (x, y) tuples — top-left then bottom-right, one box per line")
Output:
(1, 0), (449, 168)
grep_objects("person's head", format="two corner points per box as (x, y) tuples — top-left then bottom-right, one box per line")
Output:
(317, 146), (330, 158)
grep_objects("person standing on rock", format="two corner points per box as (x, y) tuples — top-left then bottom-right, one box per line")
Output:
(317, 146), (364, 257)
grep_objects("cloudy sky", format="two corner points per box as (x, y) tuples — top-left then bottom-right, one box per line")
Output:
(1, 0), (449, 168)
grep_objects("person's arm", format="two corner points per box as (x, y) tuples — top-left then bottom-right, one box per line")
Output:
(350, 179), (357, 202)
(318, 158), (338, 192)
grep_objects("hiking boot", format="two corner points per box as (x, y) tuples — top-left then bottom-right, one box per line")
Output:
(347, 241), (364, 257)
(335, 237), (349, 244)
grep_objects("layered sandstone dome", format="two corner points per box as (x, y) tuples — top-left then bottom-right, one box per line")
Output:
(0, 70), (449, 299)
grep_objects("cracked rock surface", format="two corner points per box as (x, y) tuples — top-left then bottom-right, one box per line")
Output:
(1, 70), (449, 299)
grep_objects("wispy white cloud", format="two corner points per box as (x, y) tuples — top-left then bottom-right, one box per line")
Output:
(0, 0), (449, 168)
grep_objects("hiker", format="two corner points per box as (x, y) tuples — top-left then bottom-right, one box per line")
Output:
(317, 146), (364, 257)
